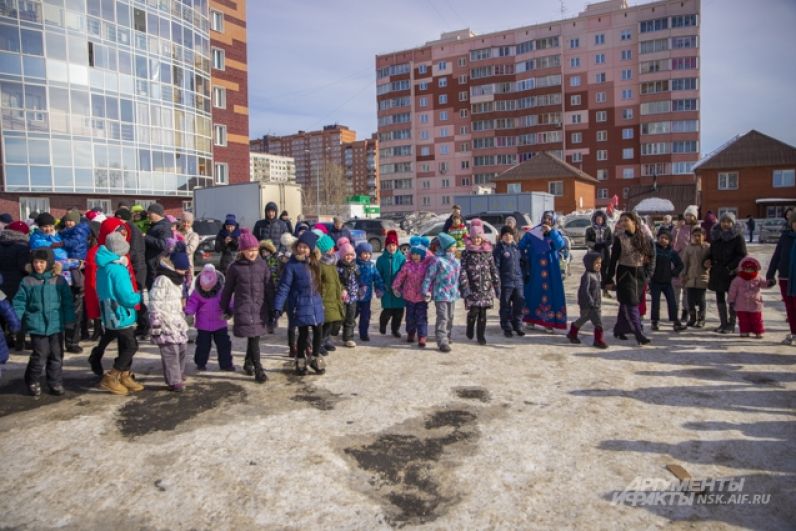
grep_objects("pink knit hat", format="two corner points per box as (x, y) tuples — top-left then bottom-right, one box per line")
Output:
(338, 239), (355, 258)
(469, 218), (485, 239)
(238, 228), (259, 251)
(199, 264), (218, 290)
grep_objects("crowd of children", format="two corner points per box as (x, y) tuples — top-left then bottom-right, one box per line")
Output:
(2, 202), (795, 397)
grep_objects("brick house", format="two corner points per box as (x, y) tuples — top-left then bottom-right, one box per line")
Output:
(694, 130), (796, 219)
(493, 152), (597, 214)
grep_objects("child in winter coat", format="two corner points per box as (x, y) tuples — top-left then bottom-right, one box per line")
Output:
(680, 227), (710, 328)
(392, 236), (434, 347)
(422, 233), (461, 352)
(728, 257), (768, 339)
(446, 214), (468, 256)
(185, 264), (234, 371)
(317, 232), (344, 353)
(215, 214), (240, 274)
(650, 229), (686, 331)
(355, 242), (380, 341)
(59, 209), (91, 354)
(459, 219), (500, 345)
(220, 229), (272, 383)
(13, 249), (75, 396)
(0, 278), (22, 378)
(567, 251), (607, 348)
(493, 225), (526, 337)
(337, 237), (363, 348)
(278, 231), (298, 352)
(375, 230), (406, 338)
(149, 243), (191, 392)
(706, 212), (747, 334)
(274, 231), (326, 375)
(259, 239), (280, 334)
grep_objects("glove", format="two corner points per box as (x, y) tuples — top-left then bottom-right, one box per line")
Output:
(767, 278), (777, 288)
(185, 315), (195, 326)
(424, 293), (432, 303)
(393, 289), (402, 299)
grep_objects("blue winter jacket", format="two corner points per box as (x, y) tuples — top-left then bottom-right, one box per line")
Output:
(273, 256), (324, 327)
(0, 292), (21, 364)
(493, 241), (525, 289)
(95, 245), (141, 330)
(29, 228), (68, 261)
(60, 222), (92, 260)
(356, 257), (381, 302)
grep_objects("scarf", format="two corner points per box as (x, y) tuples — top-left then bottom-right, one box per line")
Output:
(739, 270), (757, 281)
(218, 225), (241, 240)
(158, 263), (187, 286)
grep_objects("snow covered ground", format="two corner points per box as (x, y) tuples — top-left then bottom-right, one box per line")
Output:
(0, 244), (793, 529)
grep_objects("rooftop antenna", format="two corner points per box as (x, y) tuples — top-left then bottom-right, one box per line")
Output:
(559, 0), (567, 18)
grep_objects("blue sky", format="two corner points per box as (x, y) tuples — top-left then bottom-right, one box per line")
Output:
(247, 0), (796, 155)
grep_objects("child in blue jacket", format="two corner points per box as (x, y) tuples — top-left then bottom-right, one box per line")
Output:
(59, 209), (92, 353)
(355, 242), (381, 342)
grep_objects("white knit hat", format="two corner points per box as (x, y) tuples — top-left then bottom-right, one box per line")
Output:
(683, 205), (699, 219)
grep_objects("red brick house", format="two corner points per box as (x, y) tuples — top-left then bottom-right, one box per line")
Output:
(694, 130), (796, 219)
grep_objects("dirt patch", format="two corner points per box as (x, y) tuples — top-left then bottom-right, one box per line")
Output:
(453, 386), (491, 403)
(340, 406), (481, 527)
(284, 369), (344, 411)
(0, 374), (99, 418)
(116, 381), (247, 438)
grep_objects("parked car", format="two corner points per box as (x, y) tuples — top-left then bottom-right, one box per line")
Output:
(758, 218), (787, 243)
(464, 211), (533, 230)
(343, 218), (405, 252)
(415, 218), (499, 245)
(318, 223), (368, 249)
(559, 216), (591, 248)
(192, 218), (223, 238)
(193, 235), (221, 273)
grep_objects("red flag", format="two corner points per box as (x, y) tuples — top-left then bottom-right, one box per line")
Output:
(606, 203), (615, 217)
(610, 194), (620, 207)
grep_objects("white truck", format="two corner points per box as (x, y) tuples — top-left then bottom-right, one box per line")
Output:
(192, 181), (303, 229)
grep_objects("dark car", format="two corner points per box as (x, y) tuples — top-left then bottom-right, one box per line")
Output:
(319, 223), (368, 249)
(193, 235), (221, 273)
(193, 218), (223, 238)
(464, 211), (533, 230)
(344, 218), (404, 252)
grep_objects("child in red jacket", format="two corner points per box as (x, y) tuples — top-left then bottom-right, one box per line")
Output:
(728, 257), (768, 339)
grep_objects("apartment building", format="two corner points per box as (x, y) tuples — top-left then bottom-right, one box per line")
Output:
(375, 0), (700, 214)
(250, 152), (296, 183)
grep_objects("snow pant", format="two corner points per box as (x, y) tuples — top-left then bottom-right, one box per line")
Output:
(434, 301), (455, 347)
(25, 333), (63, 388)
(650, 282), (678, 323)
(687, 288), (706, 316)
(357, 300), (371, 339)
(322, 321), (342, 346)
(778, 279), (796, 334)
(405, 301), (429, 338)
(715, 290), (737, 330)
(244, 336), (263, 375)
(342, 302), (357, 341)
(94, 327), (138, 371)
(194, 328), (233, 369)
(66, 270), (84, 349)
(614, 303), (645, 340)
(639, 283), (648, 317)
(573, 307), (603, 330)
(379, 307), (404, 335)
(287, 324), (297, 351)
(737, 311), (764, 335)
(499, 287), (524, 332)
(159, 343), (187, 387)
(467, 306), (488, 342)
(136, 301), (149, 336)
(298, 325), (321, 358)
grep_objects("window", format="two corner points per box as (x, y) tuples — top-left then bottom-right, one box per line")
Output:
(419, 96), (428, 107)
(640, 17), (668, 33)
(420, 130), (429, 140)
(773, 169), (796, 188)
(623, 108), (634, 120)
(596, 110), (607, 122)
(571, 113), (582, 124)
(621, 68), (632, 80)
(87, 198), (112, 213)
(214, 162), (228, 185)
(671, 14), (698, 28)
(418, 64), (427, 74)
(570, 75), (581, 87)
(595, 72), (606, 83)
(595, 53), (605, 64)
(570, 57), (580, 68)
(570, 38), (580, 48)
(622, 128), (634, 139)
(718, 172), (738, 190)
(437, 60), (447, 70)
(672, 140), (698, 153)
(622, 148), (634, 159)
(548, 181), (564, 196)
(422, 196), (431, 207)
(441, 178), (450, 188)
(570, 94), (581, 106)
(211, 10), (224, 32)
(596, 130), (607, 142)
(672, 161), (695, 175)
(623, 168), (635, 179)
(212, 86), (226, 109)
(458, 57), (466, 67)
(621, 49), (632, 61)
(418, 81), (428, 91)
(672, 98), (698, 112)
(460, 109), (468, 118)
(442, 196), (451, 206)
(440, 145), (449, 155)
(620, 30), (632, 41)
(213, 124), (227, 146)
(20, 197), (50, 220)
(438, 77), (447, 87)
(461, 160), (470, 169)
(672, 77), (698, 91)
(507, 183), (522, 194)
(439, 94), (447, 104)
(212, 48), (225, 70)
(458, 91), (468, 102)
(440, 111), (448, 121)
(571, 132), (582, 144)
(596, 91), (606, 103)
(571, 152), (582, 163)
(597, 169), (608, 181)
(597, 150), (608, 161)
(595, 34), (605, 45)
(621, 89), (632, 100)
(439, 127), (450, 137)
(419, 113), (429, 124)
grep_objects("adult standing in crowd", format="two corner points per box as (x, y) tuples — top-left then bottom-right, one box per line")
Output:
(707, 212), (747, 334)
(672, 205), (700, 322)
(442, 204), (463, 234)
(279, 211), (293, 236)
(144, 203), (172, 290)
(179, 211), (201, 272)
(0, 220), (29, 350)
(215, 214), (241, 274)
(114, 208), (148, 337)
(329, 216), (351, 244)
(585, 210), (613, 298)
(746, 214), (755, 243)
(252, 202), (288, 243)
(519, 211), (567, 332)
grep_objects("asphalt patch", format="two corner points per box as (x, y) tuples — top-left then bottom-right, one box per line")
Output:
(284, 370), (343, 411)
(0, 374), (99, 418)
(453, 386), (492, 403)
(116, 381), (246, 438)
(342, 406), (480, 527)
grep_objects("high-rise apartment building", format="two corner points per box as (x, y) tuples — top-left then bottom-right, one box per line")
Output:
(251, 124), (379, 211)
(375, 0), (700, 214)
(250, 152), (295, 183)
(0, 0), (247, 219)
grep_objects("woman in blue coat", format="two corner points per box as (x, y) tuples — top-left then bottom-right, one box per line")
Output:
(273, 231), (325, 375)
(519, 211), (567, 331)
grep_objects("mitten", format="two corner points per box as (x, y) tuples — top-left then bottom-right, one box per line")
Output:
(375, 288), (384, 298)
(424, 293), (432, 303)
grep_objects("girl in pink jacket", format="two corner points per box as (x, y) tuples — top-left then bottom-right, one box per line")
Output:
(392, 236), (434, 347)
(728, 257), (768, 338)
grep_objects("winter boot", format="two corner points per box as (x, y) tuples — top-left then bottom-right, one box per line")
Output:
(295, 356), (307, 375)
(476, 316), (487, 346)
(726, 305), (737, 334)
(512, 325), (525, 337)
(696, 310), (706, 328)
(243, 353), (254, 376)
(99, 369), (129, 396)
(686, 310), (697, 327)
(567, 323), (581, 344)
(504, 329), (513, 338)
(254, 367), (268, 384)
(714, 302), (729, 333)
(673, 321), (687, 332)
(593, 327), (608, 349)
(680, 309), (688, 323)
(119, 371), (144, 392)
(310, 356), (326, 374)
(418, 336), (427, 348)
(651, 321), (660, 331)
(88, 347), (104, 376)
(407, 332), (416, 343)
(466, 312), (476, 340)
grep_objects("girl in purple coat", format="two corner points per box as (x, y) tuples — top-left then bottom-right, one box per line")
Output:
(185, 264), (234, 371)
(392, 236), (434, 347)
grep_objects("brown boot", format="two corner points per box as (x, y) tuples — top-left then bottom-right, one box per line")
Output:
(99, 369), (129, 396)
(119, 371), (144, 392)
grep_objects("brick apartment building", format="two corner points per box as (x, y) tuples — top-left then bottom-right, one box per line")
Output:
(250, 125), (379, 210)
(375, 0), (700, 214)
(695, 130), (796, 219)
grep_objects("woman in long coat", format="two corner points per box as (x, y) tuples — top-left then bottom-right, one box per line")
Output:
(519, 211), (567, 331)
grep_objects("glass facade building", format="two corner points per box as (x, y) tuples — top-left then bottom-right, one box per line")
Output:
(0, 0), (214, 198)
